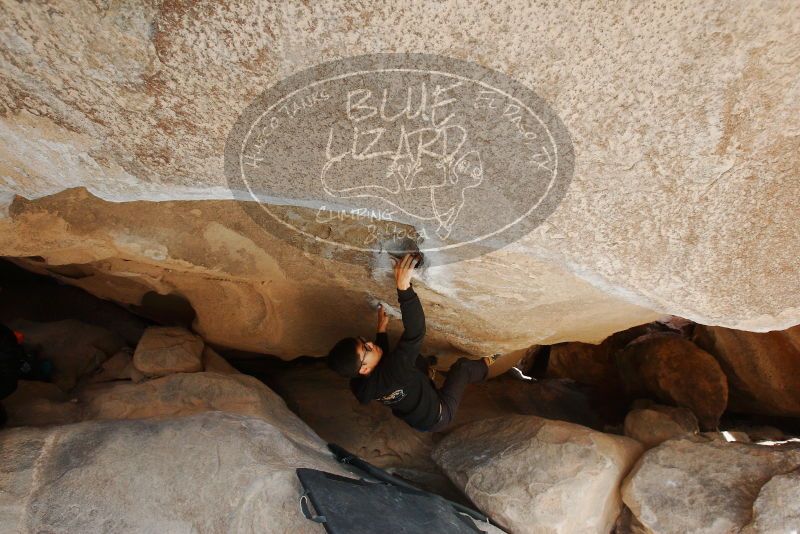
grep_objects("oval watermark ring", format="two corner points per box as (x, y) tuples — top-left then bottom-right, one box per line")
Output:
(225, 53), (574, 266)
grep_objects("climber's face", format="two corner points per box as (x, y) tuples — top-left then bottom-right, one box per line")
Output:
(356, 337), (382, 375)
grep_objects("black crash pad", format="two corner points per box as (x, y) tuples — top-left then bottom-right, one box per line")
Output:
(296, 468), (489, 534)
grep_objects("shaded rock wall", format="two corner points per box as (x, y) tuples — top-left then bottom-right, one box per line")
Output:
(549, 319), (800, 422)
(2, 1), (799, 357)
(693, 324), (800, 417)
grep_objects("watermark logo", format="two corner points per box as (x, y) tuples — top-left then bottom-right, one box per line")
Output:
(225, 54), (573, 265)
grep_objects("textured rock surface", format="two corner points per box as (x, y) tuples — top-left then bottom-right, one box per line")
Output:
(616, 332), (728, 429)
(622, 437), (800, 534)
(0, 264), (148, 346)
(547, 323), (660, 391)
(203, 346), (240, 374)
(693, 324), (800, 417)
(1, 193), (660, 359)
(731, 425), (787, 443)
(548, 341), (621, 391)
(78, 372), (309, 437)
(433, 414), (643, 534)
(466, 377), (612, 431)
(1, 2), (799, 358)
(0, 411), (343, 533)
(10, 319), (125, 392)
(624, 403), (699, 449)
(614, 506), (650, 534)
(1, 380), (81, 427)
(132, 326), (204, 376)
(702, 430), (752, 444)
(743, 468), (800, 533)
(86, 348), (141, 384)
(6, 362), (326, 453)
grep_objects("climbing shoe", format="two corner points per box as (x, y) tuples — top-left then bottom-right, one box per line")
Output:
(483, 353), (501, 367)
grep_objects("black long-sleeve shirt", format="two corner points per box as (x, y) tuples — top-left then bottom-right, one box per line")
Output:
(349, 285), (440, 431)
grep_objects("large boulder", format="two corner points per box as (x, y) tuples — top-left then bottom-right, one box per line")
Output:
(86, 347), (145, 384)
(623, 402), (699, 449)
(615, 332), (728, 429)
(132, 326), (204, 377)
(10, 319), (126, 391)
(0, 380), (81, 427)
(547, 324), (660, 392)
(202, 346), (239, 374)
(742, 468), (800, 533)
(548, 341), (621, 391)
(0, 411), (346, 533)
(622, 437), (800, 534)
(432, 414), (643, 533)
(693, 324), (800, 417)
(2, 3), (799, 360)
(76, 372), (322, 448)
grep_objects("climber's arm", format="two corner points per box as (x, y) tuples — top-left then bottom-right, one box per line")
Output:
(391, 254), (425, 368)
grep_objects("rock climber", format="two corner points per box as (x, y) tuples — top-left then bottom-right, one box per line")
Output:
(326, 253), (496, 432)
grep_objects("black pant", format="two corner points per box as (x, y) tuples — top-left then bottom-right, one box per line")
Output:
(426, 357), (488, 432)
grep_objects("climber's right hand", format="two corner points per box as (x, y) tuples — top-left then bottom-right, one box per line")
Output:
(392, 253), (418, 291)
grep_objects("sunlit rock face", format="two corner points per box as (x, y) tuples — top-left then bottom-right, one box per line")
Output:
(1, 2), (798, 357)
(622, 437), (800, 534)
(744, 468), (800, 533)
(433, 414), (643, 534)
(0, 412), (348, 533)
